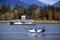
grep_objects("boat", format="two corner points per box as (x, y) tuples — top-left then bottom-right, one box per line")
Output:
(9, 20), (35, 25)
(10, 15), (35, 25)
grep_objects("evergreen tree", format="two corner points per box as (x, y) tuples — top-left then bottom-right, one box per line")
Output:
(28, 4), (38, 19)
(48, 10), (52, 20)
(1, 4), (7, 15)
(7, 4), (11, 13)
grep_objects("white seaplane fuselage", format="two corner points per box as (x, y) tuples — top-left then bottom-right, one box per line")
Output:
(28, 29), (42, 36)
(28, 29), (42, 33)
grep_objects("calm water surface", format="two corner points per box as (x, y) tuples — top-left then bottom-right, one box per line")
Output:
(0, 22), (60, 40)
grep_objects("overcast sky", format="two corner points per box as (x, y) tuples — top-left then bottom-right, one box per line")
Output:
(38, 0), (60, 5)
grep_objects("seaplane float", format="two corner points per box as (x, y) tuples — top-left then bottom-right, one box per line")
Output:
(9, 20), (35, 25)
(27, 27), (45, 36)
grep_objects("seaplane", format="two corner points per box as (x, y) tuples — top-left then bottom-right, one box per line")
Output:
(28, 27), (45, 36)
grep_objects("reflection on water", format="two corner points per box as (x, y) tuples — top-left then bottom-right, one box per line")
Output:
(0, 22), (60, 40)
(0, 33), (60, 40)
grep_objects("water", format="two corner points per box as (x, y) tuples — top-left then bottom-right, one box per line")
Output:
(0, 22), (60, 40)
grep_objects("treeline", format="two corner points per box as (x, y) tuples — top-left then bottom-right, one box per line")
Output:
(0, 3), (60, 21)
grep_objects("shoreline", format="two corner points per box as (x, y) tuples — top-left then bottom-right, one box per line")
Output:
(0, 20), (60, 23)
(0, 21), (10, 22)
(34, 20), (60, 22)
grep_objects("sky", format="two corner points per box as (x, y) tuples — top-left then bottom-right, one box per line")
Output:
(38, 0), (60, 5)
